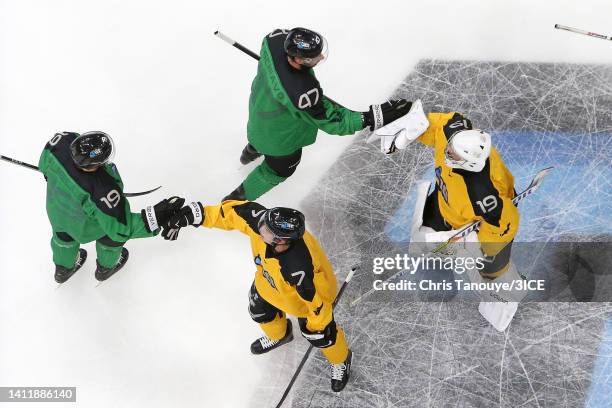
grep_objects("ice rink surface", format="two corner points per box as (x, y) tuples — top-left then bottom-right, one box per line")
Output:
(299, 60), (612, 407)
(1, 1), (611, 407)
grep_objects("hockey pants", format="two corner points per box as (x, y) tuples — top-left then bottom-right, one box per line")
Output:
(52, 232), (124, 269)
(248, 282), (348, 364)
(243, 149), (302, 200)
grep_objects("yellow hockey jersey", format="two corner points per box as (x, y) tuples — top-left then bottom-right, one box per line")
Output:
(418, 112), (519, 255)
(201, 200), (338, 331)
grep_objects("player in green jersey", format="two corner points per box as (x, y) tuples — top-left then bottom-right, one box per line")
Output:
(38, 131), (184, 283)
(224, 27), (412, 201)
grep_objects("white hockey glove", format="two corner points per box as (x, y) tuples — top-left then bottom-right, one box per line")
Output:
(362, 99), (412, 131)
(366, 99), (429, 154)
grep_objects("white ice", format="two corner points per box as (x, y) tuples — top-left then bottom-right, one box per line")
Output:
(1, 1), (611, 407)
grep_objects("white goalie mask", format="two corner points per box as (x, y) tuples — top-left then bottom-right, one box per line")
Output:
(444, 129), (492, 172)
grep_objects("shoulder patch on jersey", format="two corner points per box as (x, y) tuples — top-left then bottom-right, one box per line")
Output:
(265, 32), (327, 120)
(442, 113), (473, 141)
(274, 239), (316, 301)
(232, 201), (267, 233)
(455, 160), (503, 227)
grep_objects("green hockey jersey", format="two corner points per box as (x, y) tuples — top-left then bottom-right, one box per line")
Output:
(38, 132), (155, 244)
(246, 29), (364, 156)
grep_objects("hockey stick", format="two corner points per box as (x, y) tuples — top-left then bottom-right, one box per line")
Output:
(274, 266), (358, 408)
(1, 154), (40, 171)
(350, 167), (553, 306)
(123, 186), (162, 198)
(1, 154), (161, 197)
(554, 24), (612, 41)
(214, 30), (261, 61)
(213, 30), (344, 108)
(431, 167), (553, 253)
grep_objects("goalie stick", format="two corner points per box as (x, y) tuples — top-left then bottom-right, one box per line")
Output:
(1, 154), (161, 197)
(431, 167), (553, 253)
(350, 167), (553, 306)
(274, 266), (358, 408)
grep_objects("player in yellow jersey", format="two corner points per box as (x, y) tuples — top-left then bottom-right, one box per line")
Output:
(161, 200), (352, 392)
(372, 100), (525, 331)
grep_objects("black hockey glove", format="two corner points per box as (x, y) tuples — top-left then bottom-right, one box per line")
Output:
(298, 317), (338, 349)
(166, 202), (205, 229)
(161, 225), (181, 241)
(141, 196), (185, 233)
(161, 202), (205, 241)
(362, 99), (412, 131)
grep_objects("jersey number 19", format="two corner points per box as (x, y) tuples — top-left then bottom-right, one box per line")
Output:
(100, 190), (121, 209)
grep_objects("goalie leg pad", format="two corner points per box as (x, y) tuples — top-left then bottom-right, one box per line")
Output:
(480, 241), (513, 279)
(484, 261), (527, 303)
(410, 183), (458, 255)
(479, 301), (518, 332)
(410, 182), (431, 238)
(471, 261), (525, 332)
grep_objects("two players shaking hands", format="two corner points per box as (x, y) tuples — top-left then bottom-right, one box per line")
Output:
(144, 97), (423, 238)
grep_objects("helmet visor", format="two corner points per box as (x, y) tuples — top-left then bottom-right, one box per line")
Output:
(258, 221), (287, 245)
(71, 132), (116, 169)
(299, 37), (328, 67)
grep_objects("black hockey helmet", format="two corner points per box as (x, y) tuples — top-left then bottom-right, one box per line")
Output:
(284, 27), (328, 66)
(70, 131), (115, 169)
(260, 207), (306, 241)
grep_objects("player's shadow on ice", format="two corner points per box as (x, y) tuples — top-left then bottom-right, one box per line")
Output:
(563, 239), (612, 302)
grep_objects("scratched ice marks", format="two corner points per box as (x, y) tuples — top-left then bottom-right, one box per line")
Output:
(252, 60), (612, 407)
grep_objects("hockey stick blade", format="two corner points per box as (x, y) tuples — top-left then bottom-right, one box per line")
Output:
(351, 167), (553, 306)
(512, 167), (553, 203)
(274, 266), (358, 408)
(124, 186), (162, 197)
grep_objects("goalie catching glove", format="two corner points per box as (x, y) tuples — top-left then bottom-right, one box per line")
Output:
(367, 99), (429, 154)
(362, 99), (412, 131)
